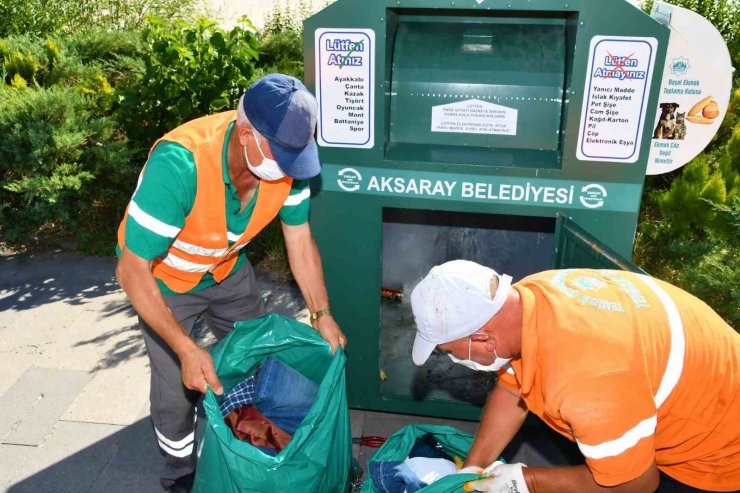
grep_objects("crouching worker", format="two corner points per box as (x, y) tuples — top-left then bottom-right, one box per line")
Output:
(410, 260), (739, 493)
(115, 74), (346, 492)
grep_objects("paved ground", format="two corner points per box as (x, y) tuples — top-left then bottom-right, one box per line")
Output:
(0, 251), (578, 492)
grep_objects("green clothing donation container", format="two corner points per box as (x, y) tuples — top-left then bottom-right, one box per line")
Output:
(303, 0), (715, 420)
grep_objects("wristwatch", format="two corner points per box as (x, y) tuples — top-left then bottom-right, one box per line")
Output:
(310, 307), (332, 322)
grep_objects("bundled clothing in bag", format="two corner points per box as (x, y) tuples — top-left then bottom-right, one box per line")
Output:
(361, 424), (488, 493)
(369, 434), (460, 493)
(193, 314), (352, 493)
(224, 406), (292, 453)
(218, 356), (319, 455)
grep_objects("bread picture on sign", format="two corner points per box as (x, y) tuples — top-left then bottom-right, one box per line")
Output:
(686, 96), (721, 124)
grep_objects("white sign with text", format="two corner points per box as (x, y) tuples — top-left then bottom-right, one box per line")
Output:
(577, 36), (658, 163)
(431, 99), (517, 136)
(315, 28), (375, 148)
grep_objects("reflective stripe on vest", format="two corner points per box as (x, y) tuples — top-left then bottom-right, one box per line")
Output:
(161, 242), (249, 272)
(576, 274), (686, 460)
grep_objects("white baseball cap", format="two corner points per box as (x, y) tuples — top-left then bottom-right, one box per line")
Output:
(410, 260), (512, 366)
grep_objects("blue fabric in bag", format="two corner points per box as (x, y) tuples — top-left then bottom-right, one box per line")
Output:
(254, 356), (319, 435)
(369, 461), (428, 493)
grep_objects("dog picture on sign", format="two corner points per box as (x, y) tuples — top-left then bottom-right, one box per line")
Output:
(653, 102), (685, 140)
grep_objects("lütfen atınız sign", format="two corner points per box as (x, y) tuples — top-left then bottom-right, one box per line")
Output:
(315, 28), (375, 148)
(577, 36), (658, 163)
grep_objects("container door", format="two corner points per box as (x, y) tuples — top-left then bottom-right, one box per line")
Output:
(552, 213), (646, 273)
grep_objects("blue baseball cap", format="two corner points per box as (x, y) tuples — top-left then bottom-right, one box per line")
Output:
(243, 74), (321, 180)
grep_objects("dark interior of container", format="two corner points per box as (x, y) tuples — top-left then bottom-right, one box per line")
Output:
(380, 208), (555, 404)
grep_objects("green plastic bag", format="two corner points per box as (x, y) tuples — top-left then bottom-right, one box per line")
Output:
(360, 424), (483, 493)
(193, 314), (352, 493)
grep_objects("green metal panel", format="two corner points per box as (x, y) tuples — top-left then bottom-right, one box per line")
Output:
(551, 214), (646, 273)
(304, 0), (668, 419)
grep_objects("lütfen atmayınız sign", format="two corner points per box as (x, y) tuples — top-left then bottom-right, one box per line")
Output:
(577, 36), (658, 163)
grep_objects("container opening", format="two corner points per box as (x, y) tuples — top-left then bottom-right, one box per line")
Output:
(380, 208), (555, 404)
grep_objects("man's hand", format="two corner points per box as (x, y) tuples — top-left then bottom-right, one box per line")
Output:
(178, 345), (223, 395)
(465, 463), (529, 493)
(315, 315), (346, 353)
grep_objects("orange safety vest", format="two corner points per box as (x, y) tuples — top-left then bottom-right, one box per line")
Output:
(118, 111), (293, 293)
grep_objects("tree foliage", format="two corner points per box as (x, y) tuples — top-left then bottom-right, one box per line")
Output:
(0, 0), (200, 38)
(117, 16), (259, 158)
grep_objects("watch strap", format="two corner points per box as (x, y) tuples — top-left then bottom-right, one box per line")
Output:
(310, 307), (332, 321)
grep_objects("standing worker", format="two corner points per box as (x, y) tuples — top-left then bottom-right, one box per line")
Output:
(116, 74), (346, 492)
(410, 260), (739, 493)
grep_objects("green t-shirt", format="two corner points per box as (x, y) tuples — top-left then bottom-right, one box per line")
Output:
(119, 122), (310, 294)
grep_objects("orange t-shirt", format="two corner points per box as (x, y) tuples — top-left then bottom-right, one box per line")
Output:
(496, 269), (740, 491)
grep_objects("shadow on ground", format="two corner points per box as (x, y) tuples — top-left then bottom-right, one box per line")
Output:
(73, 323), (148, 370)
(0, 252), (141, 370)
(6, 418), (163, 493)
(0, 252), (123, 312)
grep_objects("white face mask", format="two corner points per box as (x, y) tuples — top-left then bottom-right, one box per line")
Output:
(243, 132), (286, 181)
(448, 336), (511, 372)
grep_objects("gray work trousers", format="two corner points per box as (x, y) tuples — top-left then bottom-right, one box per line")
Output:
(139, 261), (265, 490)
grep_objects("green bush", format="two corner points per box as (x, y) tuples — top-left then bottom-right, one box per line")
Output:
(0, 31), (143, 90)
(0, 36), (51, 86)
(0, 18), (267, 254)
(0, 0), (80, 38)
(634, 224), (739, 328)
(654, 156), (734, 238)
(0, 87), (135, 250)
(256, 30), (304, 80)
(117, 16), (260, 158)
(67, 29), (143, 64)
(3, 50), (38, 83)
(0, 31), (144, 252)
(261, 0), (313, 38)
(49, 30), (144, 89)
